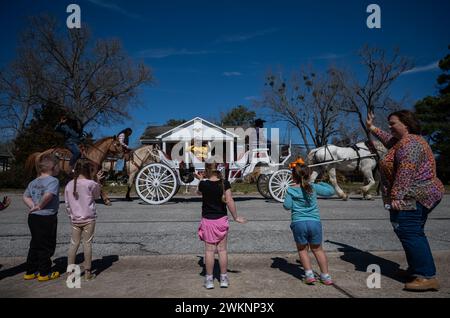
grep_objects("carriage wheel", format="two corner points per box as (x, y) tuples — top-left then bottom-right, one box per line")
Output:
(135, 163), (178, 205)
(257, 174), (272, 199)
(268, 169), (294, 203)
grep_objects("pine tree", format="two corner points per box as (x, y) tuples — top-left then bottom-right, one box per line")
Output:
(415, 46), (450, 183)
(13, 102), (66, 165)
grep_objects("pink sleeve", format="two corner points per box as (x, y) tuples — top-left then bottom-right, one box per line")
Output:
(90, 181), (101, 199)
(371, 127), (395, 148)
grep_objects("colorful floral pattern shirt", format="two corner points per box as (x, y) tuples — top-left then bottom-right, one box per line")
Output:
(372, 127), (444, 210)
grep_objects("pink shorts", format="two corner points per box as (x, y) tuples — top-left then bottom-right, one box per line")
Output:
(198, 216), (229, 244)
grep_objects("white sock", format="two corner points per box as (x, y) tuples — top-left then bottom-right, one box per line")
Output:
(320, 273), (331, 279)
(305, 270), (314, 277)
(220, 273), (228, 279)
(206, 274), (213, 280)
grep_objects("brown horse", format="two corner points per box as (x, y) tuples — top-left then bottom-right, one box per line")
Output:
(25, 136), (123, 205)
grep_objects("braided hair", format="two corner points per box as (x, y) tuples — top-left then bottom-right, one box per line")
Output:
(72, 160), (95, 200)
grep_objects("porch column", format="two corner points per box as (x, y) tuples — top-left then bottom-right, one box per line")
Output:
(229, 140), (234, 164)
(184, 140), (189, 163)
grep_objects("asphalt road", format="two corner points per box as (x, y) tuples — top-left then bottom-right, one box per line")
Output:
(0, 193), (449, 258)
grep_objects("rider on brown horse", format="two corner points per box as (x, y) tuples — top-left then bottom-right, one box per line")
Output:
(55, 115), (85, 170)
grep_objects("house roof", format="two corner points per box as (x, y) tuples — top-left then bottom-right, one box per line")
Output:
(156, 117), (239, 141)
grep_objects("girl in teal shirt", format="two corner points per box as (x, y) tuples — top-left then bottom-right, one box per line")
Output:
(283, 159), (335, 285)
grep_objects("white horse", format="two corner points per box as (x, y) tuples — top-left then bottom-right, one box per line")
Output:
(307, 141), (386, 200)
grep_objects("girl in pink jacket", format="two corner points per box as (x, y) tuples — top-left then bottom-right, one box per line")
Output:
(65, 161), (104, 281)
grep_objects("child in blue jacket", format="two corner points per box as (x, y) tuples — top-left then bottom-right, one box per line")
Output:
(283, 159), (335, 285)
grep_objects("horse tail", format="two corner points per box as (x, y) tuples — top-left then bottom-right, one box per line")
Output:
(25, 152), (41, 177)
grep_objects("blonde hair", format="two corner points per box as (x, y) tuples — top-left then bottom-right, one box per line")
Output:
(38, 154), (59, 174)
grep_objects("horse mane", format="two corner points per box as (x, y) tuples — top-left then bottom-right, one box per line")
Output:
(94, 136), (115, 146)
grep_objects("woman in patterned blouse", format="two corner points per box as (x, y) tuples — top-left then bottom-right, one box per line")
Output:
(367, 110), (444, 292)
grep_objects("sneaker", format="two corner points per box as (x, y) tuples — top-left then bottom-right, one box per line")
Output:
(220, 275), (229, 288)
(304, 273), (316, 285)
(204, 277), (214, 289)
(37, 271), (60, 282)
(23, 272), (38, 280)
(320, 274), (333, 286)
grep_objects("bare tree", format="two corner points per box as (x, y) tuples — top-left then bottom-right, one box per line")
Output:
(331, 120), (360, 147)
(258, 68), (343, 153)
(0, 15), (153, 138)
(335, 45), (413, 142)
(0, 49), (43, 138)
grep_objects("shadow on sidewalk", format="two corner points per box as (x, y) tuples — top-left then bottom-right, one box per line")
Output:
(197, 256), (241, 281)
(0, 262), (27, 281)
(1, 255), (118, 280)
(53, 254), (119, 277)
(326, 240), (406, 283)
(270, 257), (305, 280)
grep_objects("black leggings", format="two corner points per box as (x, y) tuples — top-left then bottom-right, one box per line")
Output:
(26, 214), (58, 276)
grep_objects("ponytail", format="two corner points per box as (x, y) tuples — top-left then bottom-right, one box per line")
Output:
(292, 164), (313, 195)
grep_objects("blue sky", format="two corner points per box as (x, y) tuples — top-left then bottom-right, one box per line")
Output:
(1, 0), (449, 146)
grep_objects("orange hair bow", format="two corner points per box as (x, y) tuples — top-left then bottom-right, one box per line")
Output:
(289, 158), (305, 169)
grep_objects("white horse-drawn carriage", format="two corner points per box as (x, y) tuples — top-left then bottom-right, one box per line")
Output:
(134, 145), (293, 204)
(132, 138), (385, 205)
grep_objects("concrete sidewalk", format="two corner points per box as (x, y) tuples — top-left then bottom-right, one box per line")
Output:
(1, 251), (449, 298)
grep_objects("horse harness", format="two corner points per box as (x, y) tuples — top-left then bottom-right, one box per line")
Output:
(350, 141), (378, 172)
(313, 141), (378, 173)
(126, 147), (158, 173)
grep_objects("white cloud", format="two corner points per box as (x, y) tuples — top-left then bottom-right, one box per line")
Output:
(402, 61), (439, 75)
(137, 48), (213, 59)
(215, 28), (279, 44)
(223, 72), (242, 77)
(86, 0), (140, 19)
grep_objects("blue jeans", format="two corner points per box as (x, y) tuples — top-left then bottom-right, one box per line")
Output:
(290, 220), (323, 245)
(390, 202), (439, 278)
(66, 143), (81, 167)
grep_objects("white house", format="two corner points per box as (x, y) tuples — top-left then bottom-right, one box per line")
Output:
(142, 117), (241, 165)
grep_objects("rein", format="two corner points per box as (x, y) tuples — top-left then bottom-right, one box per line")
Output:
(84, 138), (116, 167)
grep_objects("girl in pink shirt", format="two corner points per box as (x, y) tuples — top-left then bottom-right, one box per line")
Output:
(65, 161), (104, 281)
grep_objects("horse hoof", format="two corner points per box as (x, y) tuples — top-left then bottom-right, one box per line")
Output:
(342, 195), (349, 201)
(125, 197), (133, 202)
(104, 200), (112, 206)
